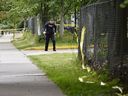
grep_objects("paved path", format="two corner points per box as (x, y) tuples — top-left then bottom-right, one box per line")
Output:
(0, 35), (64, 96)
(0, 34), (13, 42)
(21, 49), (77, 56)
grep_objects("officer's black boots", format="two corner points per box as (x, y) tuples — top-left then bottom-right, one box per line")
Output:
(53, 40), (56, 51)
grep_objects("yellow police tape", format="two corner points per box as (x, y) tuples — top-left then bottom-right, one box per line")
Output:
(80, 27), (91, 72)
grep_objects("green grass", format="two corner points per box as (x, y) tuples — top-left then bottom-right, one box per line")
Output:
(29, 53), (118, 96)
(12, 31), (78, 50)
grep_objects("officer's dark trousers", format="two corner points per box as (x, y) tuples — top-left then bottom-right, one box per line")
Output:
(45, 34), (56, 51)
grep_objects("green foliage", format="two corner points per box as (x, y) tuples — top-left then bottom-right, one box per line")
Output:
(0, 0), (11, 11)
(0, 0), (99, 29)
(0, 0), (11, 22)
(29, 53), (120, 96)
(120, 0), (128, 8)
(0, 0), (42, 27)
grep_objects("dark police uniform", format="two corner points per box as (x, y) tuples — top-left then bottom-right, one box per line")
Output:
(44, 22), (56, 51)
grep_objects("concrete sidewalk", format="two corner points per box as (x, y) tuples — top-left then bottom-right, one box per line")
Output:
(0, 34), (13, 43)
(0, 35), (64, 96)
(21, 49), (77, 56)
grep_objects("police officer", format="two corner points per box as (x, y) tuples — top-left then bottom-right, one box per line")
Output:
(44, 20), (56, 51)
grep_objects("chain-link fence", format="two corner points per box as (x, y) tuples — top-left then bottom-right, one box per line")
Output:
(27, 14), (42, 35)
(79, 0), (128, 82)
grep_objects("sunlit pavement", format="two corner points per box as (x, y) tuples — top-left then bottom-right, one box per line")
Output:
(0, 34), (13, 42)
(22, 49), (78, 56)
(0, 35), (64, 96)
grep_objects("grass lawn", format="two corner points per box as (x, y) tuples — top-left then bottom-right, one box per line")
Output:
(29, 53), (117, 96)
(12, 31), (78, 50)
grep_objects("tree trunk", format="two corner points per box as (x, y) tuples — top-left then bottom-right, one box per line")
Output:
(74, 9), (77, 28)
(60, 0), (64, 38)
(40, 2), (43, 26)
(41, 0), (49, 26)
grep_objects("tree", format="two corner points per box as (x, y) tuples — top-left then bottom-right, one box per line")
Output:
(0, 0), (11, 21)
(1, 0), (95, 34)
